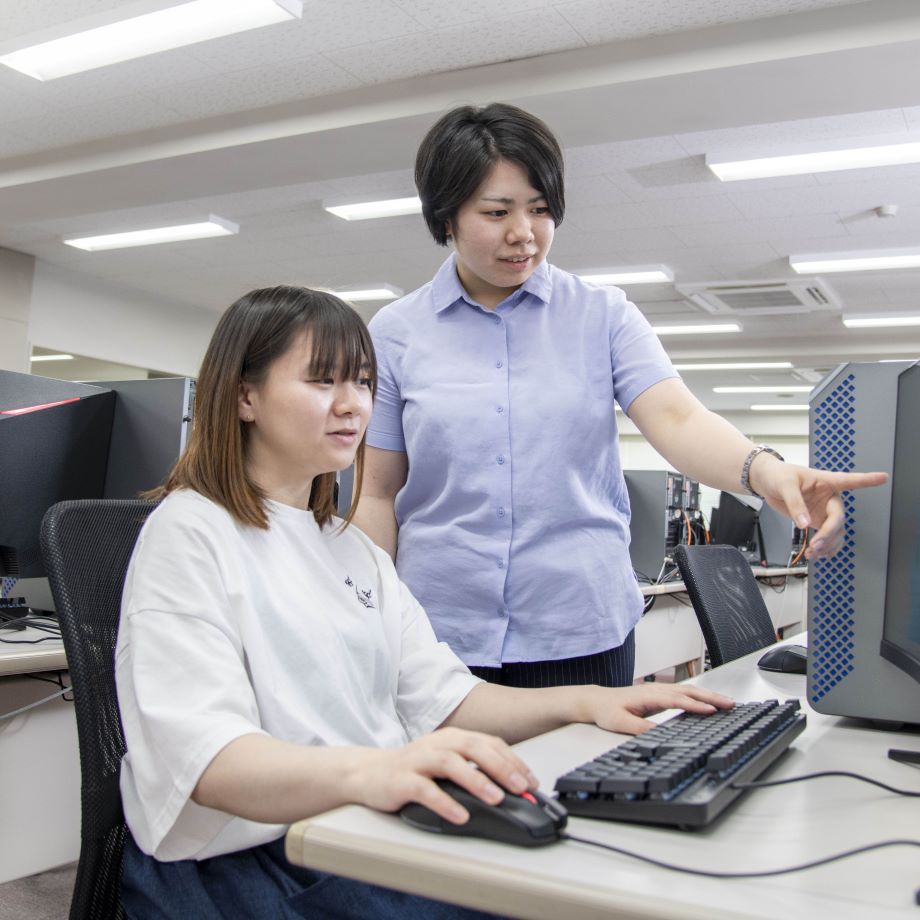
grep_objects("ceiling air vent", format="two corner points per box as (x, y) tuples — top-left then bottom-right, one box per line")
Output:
(676, 278), (841, 316)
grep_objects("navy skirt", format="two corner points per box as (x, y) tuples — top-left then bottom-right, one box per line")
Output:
(122, 834), (505, 919)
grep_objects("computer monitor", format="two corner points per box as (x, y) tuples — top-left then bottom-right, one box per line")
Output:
(879, 363), (920, 685)
(710, 492), (758, 556)
(0, 370), (114, 579)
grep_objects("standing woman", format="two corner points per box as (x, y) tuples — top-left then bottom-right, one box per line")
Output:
(354, 103), (885, 689)
(115, 285), (731, 919)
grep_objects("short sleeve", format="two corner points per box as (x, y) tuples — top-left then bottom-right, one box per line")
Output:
(366, 315), (407, 452)
(393, 581), (480, 738)
(116, 506), (273, 860)
(607, 289), (679, 413)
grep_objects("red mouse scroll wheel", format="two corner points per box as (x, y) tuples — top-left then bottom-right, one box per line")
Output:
(521, 791), (537, 805)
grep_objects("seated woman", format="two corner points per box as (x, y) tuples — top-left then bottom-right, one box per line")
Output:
(115, 285), (733, 919)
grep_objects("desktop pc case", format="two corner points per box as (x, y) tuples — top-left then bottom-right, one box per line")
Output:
(624, 470), (685, 580)
(807, 360), (920, 725)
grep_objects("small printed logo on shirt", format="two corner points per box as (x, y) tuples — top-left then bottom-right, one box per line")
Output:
(344, 576), (376, 609)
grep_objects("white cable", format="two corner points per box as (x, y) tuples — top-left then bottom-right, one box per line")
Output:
(0, 685), (70, 721)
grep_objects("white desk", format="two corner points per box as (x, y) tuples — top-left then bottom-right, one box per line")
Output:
(0, 626), (78, 883)
(286, 637), (920, 919)
(634, 566), (807, 679)
(0, 624), (67, 676)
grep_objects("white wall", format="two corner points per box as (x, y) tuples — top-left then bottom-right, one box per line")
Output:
(0, 247), (36, 373)
(28, 261), (217, 378)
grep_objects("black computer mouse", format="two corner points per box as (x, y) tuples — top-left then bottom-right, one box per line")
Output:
(757, 643), (808, 674)
(399, 778), (567, 847)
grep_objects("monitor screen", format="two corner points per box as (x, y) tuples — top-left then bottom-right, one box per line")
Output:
(710, 491), (757, 551)
(880, 362), (920, 685)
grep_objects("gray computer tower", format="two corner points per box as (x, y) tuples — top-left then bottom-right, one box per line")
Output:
(624, 470), (684, 580)
(101, 377), (195, 499)
(808, 360), (920, 724)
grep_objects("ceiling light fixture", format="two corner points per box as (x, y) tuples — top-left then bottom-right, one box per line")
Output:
(707, 141), (920, 181)
(324, 197), (421, 221)
(579, 266), (674, 285)
(651, 323), (740, 336)
(750, 404), (810, 412)
(63, 215), (239, 251)
(30, 354), (75, 362)
(790, 249), (920, 274)
(713, 385), (812, 394)
(842, 315), (920, 328)
(673, 362), (793, 371)
(332, 285), (403, 302)
(0, 0), (302, 81)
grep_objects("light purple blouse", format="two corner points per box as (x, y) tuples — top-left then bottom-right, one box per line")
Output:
(366, 254), (678, 666)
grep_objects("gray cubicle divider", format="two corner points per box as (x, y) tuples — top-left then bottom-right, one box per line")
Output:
(101, 377), (195, 500)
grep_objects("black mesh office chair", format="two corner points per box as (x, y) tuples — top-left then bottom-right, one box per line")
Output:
(673, 544), (778, 667)
(40, 499), (158, 920)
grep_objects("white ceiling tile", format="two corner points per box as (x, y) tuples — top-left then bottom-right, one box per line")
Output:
(564, 175), (633, 208)
(0, 120), (43, 158)
(555, 0), (868, 45)
(0, 0), (127, 36)
(389, 0), (560, 28)
(18, 94), (190, 149)
(678, 107), (911, 159)
(188, 0), (423, 68)
(142, 56), (357, 119)
(330, 9), (584, 85)
(565, 136), (689, 175)
(571, 195), (743, 232)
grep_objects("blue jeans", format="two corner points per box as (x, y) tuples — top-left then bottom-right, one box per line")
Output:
(122, 834), (506, 919)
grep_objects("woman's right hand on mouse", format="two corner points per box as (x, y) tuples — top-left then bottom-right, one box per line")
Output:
(348, 727), (538, 824)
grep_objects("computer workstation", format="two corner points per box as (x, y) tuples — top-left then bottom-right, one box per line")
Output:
(287, 359), (920, 918)
(0, 370), (193, 882)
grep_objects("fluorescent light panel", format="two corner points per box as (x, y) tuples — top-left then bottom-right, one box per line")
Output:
(325, 197), (421, 221)
(713, 385), (812, 394)
(842, 315), (920, 328)
(750, 404), (810, 412)
(790, 249), (920, 274)
(30, 354), (74, 362)
(333, 285), (403, 302)
(0, 0), (302, 81)
(673, 362), (793, 371)
(651, 323), (740, 336)
(63, 215), (238, 251)
(708, 141), (920, 182)
(580, 266), (673, 285)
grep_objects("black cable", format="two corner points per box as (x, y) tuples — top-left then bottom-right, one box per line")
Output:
(26, 671), (73, 701)
(0, 633), (64, 645)
(561, 833), (920, 879)
(0, 614), (60, 632)
(732, 770), (920, 797)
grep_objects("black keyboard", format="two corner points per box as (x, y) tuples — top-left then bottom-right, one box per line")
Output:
(555, 699), (806, 828)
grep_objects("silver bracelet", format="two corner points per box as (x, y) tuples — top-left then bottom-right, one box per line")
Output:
(740, 445), (784, 499)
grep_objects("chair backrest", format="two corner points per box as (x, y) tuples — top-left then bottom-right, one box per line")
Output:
(40, 499), (158, 920)
(673, 544), (778, 668)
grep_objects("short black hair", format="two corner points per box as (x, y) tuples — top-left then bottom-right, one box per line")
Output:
(414, 103), (565, 246)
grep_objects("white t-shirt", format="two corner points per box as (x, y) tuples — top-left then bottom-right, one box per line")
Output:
(115, 489), (480, 862)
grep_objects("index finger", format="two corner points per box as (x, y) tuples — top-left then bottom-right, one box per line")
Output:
(819, 470), (888, 492)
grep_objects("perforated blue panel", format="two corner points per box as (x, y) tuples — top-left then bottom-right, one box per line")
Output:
(810, 374), (857, 703)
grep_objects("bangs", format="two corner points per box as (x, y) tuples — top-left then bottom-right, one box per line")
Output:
(306, 293), (377, 390)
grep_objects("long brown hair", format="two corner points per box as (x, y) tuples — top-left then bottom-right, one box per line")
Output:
(149, 285), (377, 529)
